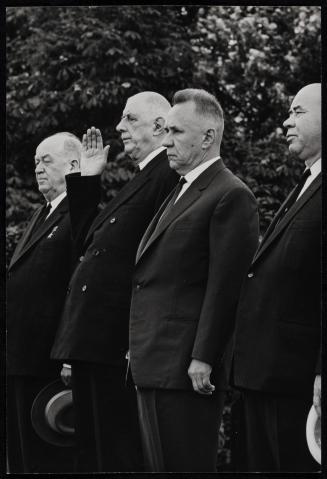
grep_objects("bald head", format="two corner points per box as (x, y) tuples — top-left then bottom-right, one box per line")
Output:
(283, 83), (321, 166)
(116, 91), (171, 163)
(295, 83), (321, 105)
(35, 132), (81, 202)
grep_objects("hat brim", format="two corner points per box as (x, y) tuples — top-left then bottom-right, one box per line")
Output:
(31, 379), (74, 447)
(306, 405), (321, 465)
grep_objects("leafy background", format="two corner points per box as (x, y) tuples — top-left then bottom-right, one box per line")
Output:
(6, 5), (321, 470)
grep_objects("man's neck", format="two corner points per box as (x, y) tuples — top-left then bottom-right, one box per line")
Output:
(43, 190), (66, 204)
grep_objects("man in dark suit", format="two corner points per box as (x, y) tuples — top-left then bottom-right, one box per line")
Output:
(7, 132), (81, 472)
(129, 89), (259, 472)
(51, 92), (178, 472)
(232, 83), (321, 471)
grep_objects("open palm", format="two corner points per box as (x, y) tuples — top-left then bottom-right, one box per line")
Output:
(81, 126), (110, 176)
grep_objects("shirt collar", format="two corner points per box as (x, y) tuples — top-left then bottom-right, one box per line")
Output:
(184, 156), (220, 184)
(48, 191), (67, 210)
(307, 158), (321, 178)
(138, 146), (166, 170)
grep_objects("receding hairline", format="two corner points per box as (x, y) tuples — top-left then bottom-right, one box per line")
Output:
(126, 91), (171, 116)
(36, 132), (82, 156)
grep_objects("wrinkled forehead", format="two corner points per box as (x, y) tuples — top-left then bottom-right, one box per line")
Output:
(35, 136), (64, 158)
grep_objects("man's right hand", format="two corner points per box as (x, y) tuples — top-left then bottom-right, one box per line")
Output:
(81, 126), (110, 176)
(61, 364), (72, 386)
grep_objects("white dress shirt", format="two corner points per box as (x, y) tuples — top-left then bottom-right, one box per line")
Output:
(138, 146), (166, 171)
(175, 156), (220, 203)
(46, 191), (67, 218)
(297, 158), (321, 200)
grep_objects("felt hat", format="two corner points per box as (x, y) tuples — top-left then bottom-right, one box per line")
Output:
(306, 405), (321, 465)
(31, 379), (75, 447)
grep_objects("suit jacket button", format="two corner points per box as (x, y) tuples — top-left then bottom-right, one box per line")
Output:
(82, 284), (87, 292)
(79, 255), (84, 261)
(67, 286), (71, 295)
(136, 284), (142, 290)
(110, 217), (116, 224)
(93, 249), (100, 256)
(247, 272), (254, 278)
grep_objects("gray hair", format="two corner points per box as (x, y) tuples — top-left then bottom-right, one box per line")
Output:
(172, 89), (224, 141)
(46, 132), (82, 161)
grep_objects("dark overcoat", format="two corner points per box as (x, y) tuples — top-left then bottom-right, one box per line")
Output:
(51, 150), (178, 363)
(233, 174), (321, 393)
(7, 198), (73, 376)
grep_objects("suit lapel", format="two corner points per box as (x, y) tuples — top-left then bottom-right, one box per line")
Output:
(85, 151), (166, 243)
(9, 198), (68, 269)
(9, 207), (44, 266)
(136, 159), (226, 263)
(135, 190), (175, 262)
(253, 174), (321, 263)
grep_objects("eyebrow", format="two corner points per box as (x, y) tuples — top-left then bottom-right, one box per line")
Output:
(121, 112), (138, 119)
(288, 105), (306, 114)
(35, 154), (50, 161)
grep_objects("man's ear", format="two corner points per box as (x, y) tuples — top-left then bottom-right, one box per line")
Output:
(69, 157), (80, 173)
(202, 129), (215, 149)
(153, 117), (166, 136)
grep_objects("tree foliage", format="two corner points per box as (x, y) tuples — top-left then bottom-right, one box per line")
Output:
(5, 5), (321, 469)
(190, 6), (321, 228)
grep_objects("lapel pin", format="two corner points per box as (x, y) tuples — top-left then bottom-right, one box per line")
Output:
(47, 226), (58, 239)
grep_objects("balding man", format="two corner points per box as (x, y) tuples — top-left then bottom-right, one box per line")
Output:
(232, 84), (322, 471)
(129, 89), (259, 471)
(7, 132), (81, 472)
(51, 92), (178, 472)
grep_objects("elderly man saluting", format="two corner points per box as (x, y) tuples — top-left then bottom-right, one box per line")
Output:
(232, 83), (322, 471)
(128, 88), (259, 472)
(7, 132), (81, 472)
(51, 92), (178, 472)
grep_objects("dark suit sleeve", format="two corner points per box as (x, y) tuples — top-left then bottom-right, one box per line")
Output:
(192, 186), (259, 366)
(65, 173), (102, 256)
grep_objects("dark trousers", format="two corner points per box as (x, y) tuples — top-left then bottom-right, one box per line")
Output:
(7, 375), (74, 473)
(136, 387), (225, 472)
(71, 361), (143, 472)
(238, 390), (319, 472)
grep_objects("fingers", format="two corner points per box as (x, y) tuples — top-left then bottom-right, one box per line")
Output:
(82, 133), (87, 150)
(60, 366), (72, 386)
(190, 373), (215, 395)
(313, 393), (321, 417)
(313, 375), (321, 417)
(103, 144), (110, 162)
(85, 127), (103, 150)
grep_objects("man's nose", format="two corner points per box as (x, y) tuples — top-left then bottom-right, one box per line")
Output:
(116, 119), (125, 133)
(283, 115), (294, 129)
(162, 133), (172, 148)
(35, 162), (44, 173)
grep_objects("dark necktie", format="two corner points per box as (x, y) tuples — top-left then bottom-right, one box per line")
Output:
(280, 168), (311, 217)
(157, 177), (187, 226)
(271, 168), (311, 232)
(137, 177), (187, 258)
(30, 203), (51, 236)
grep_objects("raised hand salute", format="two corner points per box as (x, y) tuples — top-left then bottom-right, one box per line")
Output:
(80, 126), (110, 176)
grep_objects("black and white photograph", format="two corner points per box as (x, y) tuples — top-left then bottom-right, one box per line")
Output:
(5, 4), (323, 474)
